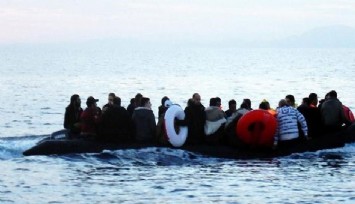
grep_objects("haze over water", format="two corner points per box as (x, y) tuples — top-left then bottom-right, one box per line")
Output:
(0, 45), (355, 203)
(1, 1), (355, 203)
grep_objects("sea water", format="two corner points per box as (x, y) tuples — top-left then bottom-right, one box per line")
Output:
(0, 44), (354, 203)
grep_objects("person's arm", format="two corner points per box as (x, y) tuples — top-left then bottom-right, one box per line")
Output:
(296, 110), (309, 138)
(64, 109), (70, 129)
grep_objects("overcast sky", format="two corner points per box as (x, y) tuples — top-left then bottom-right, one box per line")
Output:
(0, 0), (354, 44)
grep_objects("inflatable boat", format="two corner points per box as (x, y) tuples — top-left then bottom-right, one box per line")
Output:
(23, 124), (355, 159)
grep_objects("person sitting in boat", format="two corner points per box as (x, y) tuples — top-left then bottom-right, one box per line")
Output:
(215, 97), (222, 110)
(102, 92), (115, 114)
(98, 96), (133, 143)
(236, 100), (251, 115)
(321, 90), (351, 132)
(259, 99), (276, 116)
(204, 98), (227, 144)
(285, 94), (297, 108)
(274, 99), (308, 151)
(132, 97), (156, 143)
(343, 105), (355, 123)
(242, 98), (253, 110)
(80, 96), (101, 138)
(158, 96), (170, 118)
(127, 93), (143, 118)
(156, 99), (173, 145)
(127, 98), (135, 118)
(297, 97), (310, 112)
(177, 93), (206, 145)
(225, 99), (237, 118)
(297, 93), (323, 138)
(64, 94), (83, 135)
(224, 100), (252, 138)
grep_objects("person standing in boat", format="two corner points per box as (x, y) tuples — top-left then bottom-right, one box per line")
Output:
(181, 93), (206, 145)
(132, 97), (156, 143)
(274, 99), (308, 151)
(102, 93), (115, 114)
(80, 96), (101, 138)
(64, 94), (83, 135)
(321, 90), (351, 133)
(98, 96), (133, 143)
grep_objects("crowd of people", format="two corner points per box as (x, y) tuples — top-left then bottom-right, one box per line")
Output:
(63, 90), (354, 149)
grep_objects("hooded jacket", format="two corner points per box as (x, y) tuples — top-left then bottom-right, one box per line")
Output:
(275, 106), (308, 142)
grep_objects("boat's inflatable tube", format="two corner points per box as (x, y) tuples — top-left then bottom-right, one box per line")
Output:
(164, 104), (188, 147)
(50, 129), (68, 140)
(236, 110), (277, 148)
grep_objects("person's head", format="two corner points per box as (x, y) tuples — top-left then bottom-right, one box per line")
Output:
(113, 96), (121, 107)
(161, 96), (169, 106)
(302, 97), (310, 106)
(108, 93), (116, 105)
(140, 97), (151, 109)
(86, 96), (99, 108)
(209, 97), (218, 107)
(285, 95), (295, 107)
(240, 102), (249, 109)
(135, 93), (143, 107)
(308, 93), (318, 106)
(187, 98), (193, 107)
(328, 90), (337, 99)
(228, 99), (237, 111)
(278, 99), (287, 108)
(259, 101), (270, 110)
(70, 94), (81, 107)
(242, 99), (251, 110)
(215, 97), (221, 107)
(130, 98), (135, 105)
(192, 93), (201, 105)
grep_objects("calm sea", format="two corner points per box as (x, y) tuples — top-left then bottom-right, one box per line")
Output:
(0, 44), (354, 203)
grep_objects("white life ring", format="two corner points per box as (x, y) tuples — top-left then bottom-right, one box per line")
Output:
(164, 104), (188, 147)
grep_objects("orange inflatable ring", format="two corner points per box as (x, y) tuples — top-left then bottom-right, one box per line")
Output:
(236, 110), (277, 148)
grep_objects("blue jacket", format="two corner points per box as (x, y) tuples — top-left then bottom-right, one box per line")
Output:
(275, 106), (308, 142)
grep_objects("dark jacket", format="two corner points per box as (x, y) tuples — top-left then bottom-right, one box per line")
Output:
(224, 109), (235, 118)
(98, 105), (133, 143)
(127, 104), (135, 118)
(158, 105), (168, 118)
(156, 113), (170, 145)
(298, 105), (323, 137)
(132, 107), (156, 143)
(321, 98), (349, 130)
(64, 106), (83, 134)
(184, 103), (206, 144)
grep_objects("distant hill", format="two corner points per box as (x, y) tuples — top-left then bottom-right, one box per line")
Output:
(269, 25), (355, 48)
